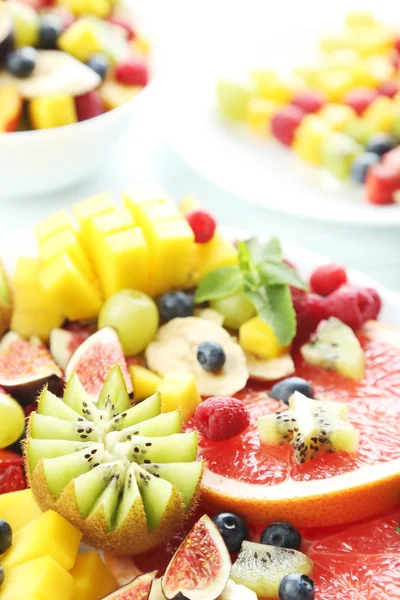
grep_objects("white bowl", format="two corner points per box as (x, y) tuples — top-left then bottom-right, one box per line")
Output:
(0, 84), (152, 198)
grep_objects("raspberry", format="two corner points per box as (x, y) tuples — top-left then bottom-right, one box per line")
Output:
(364, 287), (382, 318)
(271, 106), (305, 146)
(291, 288), (327, 345)
(186, 209), (216, 243)
(291, 90), (326, 114)
(107, 16), (136, 40)
(310, 263), (347, 296)
(324, 284), (381, 330)
(115, 57), (149, 87)
(195, 397), (250, 442)
(0, 464), (26, 494)
(75, 90), (103, 122)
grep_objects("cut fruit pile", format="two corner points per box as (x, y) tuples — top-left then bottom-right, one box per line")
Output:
(216, 11), (400, 205)
(0, 0), (150, 133)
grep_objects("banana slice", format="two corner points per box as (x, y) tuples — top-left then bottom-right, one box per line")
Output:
(194, 307), (224, 327)
(146, 317), (248, 397)
(0, 51), (101, 99)
(246, 352), (295, 381)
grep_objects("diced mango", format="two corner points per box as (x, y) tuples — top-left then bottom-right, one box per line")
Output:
(129, 365), (161, 402)
(293, 114), (331, 165)
(363, 96), (397, 132)
(0, 556), (76, 600)
(318, 103), (357, 131)
(99, 81), (142, 110)
(58, 18), (104, 62)
(158, 373), (201, 421)
(191, 231), (238, 285)
(39, 253), (102, 320)
(314, 68), (358, 102)
(87, 207), (134, 264)
(29, 94), (77, 130)
(73, 192), (116, 248)
(251, 70), (294, 103)
(2, 510), (82, 571)
(34, 210), (74, 242)
(320, 25), (395, 56)
(239, 316), (288, 360)
(70, 552), (117, 600)
(0, 490), (41, 533)
(132, 201), (181, 225)
(246, 97), (279, 135)
(38, 228), (95, 281)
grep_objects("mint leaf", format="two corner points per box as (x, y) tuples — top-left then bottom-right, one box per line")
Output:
(194, 266), (243, 303)
(264, 285), (296, 346)
(260, 262), (307, 290)
(246, 237), (283, 265)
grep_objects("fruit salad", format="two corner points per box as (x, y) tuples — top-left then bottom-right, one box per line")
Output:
(216, 11), (400, 206)
(0, 188), (399, 600)
(0, 0), (150, 132)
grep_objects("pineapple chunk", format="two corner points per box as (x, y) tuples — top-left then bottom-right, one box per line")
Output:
(73, 192), (116, 248)
(39, 253), (102, 320)
(29, 94), (77, 130)
(191, 231), (238, 284)
(129, 365), (161, 402)
(158, 373), (201, 422)
(0, 556), (76, 600)
(70, 552), (117, 600)
(239, 316), (288, 360)
(2, 510), (82, 571)
(38, 227), (95, 281)
(0, 490), (41, 533)
(34, 210), (73, 242)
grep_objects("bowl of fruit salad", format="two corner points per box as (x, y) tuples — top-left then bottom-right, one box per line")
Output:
(0, 0), (151, 197)
(0, 188), (399, 599)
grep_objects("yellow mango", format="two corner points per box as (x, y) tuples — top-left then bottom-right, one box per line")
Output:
(0, 556), (76, 600)
(58, 19), (104, 62)
(73, 192), (116, 248)
(0, 490), (41, 533)
(123, 185), (168, 211)
(158, 373), (201, 421)
(251, 70), (294, 103)
(345, 11), (379, 29)
(70, 552), (117, 600)
(133, 201), (182, 226)
(239, 316), (288, 360)
(246, 96), (279, 135)
(318, 103), (357, 131)
(38, 227), (95, 281)
(363, 96), (397, 132)
(191, 231), (238, 285)
(29, 94), (77, 130)
(86, 207), (134, 262)
(39, 253), (102, 320)
(129, 365), (161, 402)
(100, 81), (142, 110)
(293, 114), (331, 165)
(34, 210), (73, 242)
(2, 510), (82, 571)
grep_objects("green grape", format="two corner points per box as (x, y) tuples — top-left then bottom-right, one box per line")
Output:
(98, 290), (159, 356)
(0, 392), (25, 449)
(210, 292), (256, 330)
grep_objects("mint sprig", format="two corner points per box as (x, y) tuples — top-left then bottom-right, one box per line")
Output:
(194, 237), (307, 346)
(396, 521), (400, 534)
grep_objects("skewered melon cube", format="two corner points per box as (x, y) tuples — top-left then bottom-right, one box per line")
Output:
(0, 490), (42, 533)
(293, 114), (331, 165)
(129, 365), (161, 402)
(246, 97), (279, 135)
(29, 94), (77, 130)
(34, 210), (73, 242)
(70, 552), (117, 600)
(38, 227), (95, 281)
(191, 231), (238, 284)
(321, 132), (363, 181)
(216, 77), (254, 121)
(239, 316), (288, 360)
(158, 373), (201, 422)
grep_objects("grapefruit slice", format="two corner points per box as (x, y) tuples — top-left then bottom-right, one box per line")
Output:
(186, 321), (400, 528)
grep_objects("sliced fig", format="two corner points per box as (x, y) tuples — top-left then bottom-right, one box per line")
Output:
(104, 571), (157, 599)
(162, 514), (231, 600)
(0, 332), (62, 404)
(65, 327), (133, 401)
(50, 327), (91, 370)
(0, 261), (13, 338)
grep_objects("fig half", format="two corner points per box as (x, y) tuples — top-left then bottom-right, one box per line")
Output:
(104, 572), (156, 600)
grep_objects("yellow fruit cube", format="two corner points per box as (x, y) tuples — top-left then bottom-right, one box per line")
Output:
(40, 253), (103, 320)
(246, 97), (279, 135)
(158, 373), (201, 421)
(132, 33), (151, 57)
(0, 556), (76, 600)
(191, 231), (238, 285)
(29, 94), (77, 130)
(58, 18), (104, 62)
(70, 552), (117, 600)
(34, 210), (73, 242)
(363, 96), (397, 132)
(96, 227), (149, 297)
(100, 81), (142, 110)
(87, 207), (134, 262)
(73, 192), (116, 246)
(293, 114), (331, 165)
(134, 201), (182, 224)
(38, 228), (95, 281)
(239, 316), (288, 360)
(179, 195), (201, 215)
(345, 11), (379, 29)
(60, 0), (112, 18)
(318, 103), (356, 131)
(0, 490), (41, 533)
(129, 365), (161, 402)
(251, 70), (293, 103)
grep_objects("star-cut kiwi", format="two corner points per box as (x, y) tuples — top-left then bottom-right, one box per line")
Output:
(25, 365), (203, 556)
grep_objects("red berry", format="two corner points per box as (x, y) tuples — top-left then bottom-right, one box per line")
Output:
(107, 16), (136, 40)
(324, 284), (380, 331)
(378, 80), (399, 98)
(271, 106), (305, 146)
(0, 449), (23, 467)
(382, 146), (400, 169)
(75, 90), (103, 122)
(390, 52), (400, 70)
(291, 288), (327, 345)
(186, 209), (216, 243)
(115, 57), (149, 87)
(395, 37), (400, 54)
(360, 287), (382, 320)
(365, 163), (400, 205)
(345, 87), (379, 116)
(0, 464), (26, 494)
(195, 397), (250, 442)
(310, 263), (347, 296)
(291, 89), (326, 114)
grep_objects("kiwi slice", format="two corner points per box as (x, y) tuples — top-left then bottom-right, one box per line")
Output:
(301, 317), (365, 381)
(258, 392), (359, 463)
(25, 366), (203, 556)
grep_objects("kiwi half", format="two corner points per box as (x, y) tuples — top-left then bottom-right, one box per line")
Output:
(25, 366), (203, 555)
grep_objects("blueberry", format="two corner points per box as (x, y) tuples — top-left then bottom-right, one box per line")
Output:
(6, 47), (37, 78)
(351, 152), (380, 184)
(158, 291), (193, 322)
(39, 15), (62, 49)
(366, 133), (396, 157)
(197, 341), (226, 372)
(212, 512), (249, 552)
(87, 53), (110, 81)
(278, 573), (315, 600)
(270, 377), (314, 405)
(0, 520), (12, 555)
(260, 522), (301, 551)
(0, 565), (3, 587)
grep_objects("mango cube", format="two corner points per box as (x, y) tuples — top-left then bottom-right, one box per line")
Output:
(100, 81), (142, 110)
(60, 0), (112, 18)
(158, 373), (201, 421)
(2, 510), (82, 571)
(363, 96), (397, 132)
(73, 192), (116, 247)
(34, 210), (74, 242)
(38, 228), (95, 281)
(251, 70), (293, 104)
(0, 490), (41, 533)
(246, 97), (279, 135)
(318, 103), (357, 131)
(58, 18), (104, 62)
(239, 316), (288, 360)
(0, 556), (76, 600)
(87, 207), (134, 264)
(123, 185), (168, 207)
(293, 115), (331, 165)
(29, 94), (77, 130)
(191, 231), (238, 284)
(39, 253), (102, 320)
(70, 552), (117, 600)
(129, 365), (161, 402)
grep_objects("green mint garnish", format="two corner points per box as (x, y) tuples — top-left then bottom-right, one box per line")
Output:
(396, 521), (400, 534)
